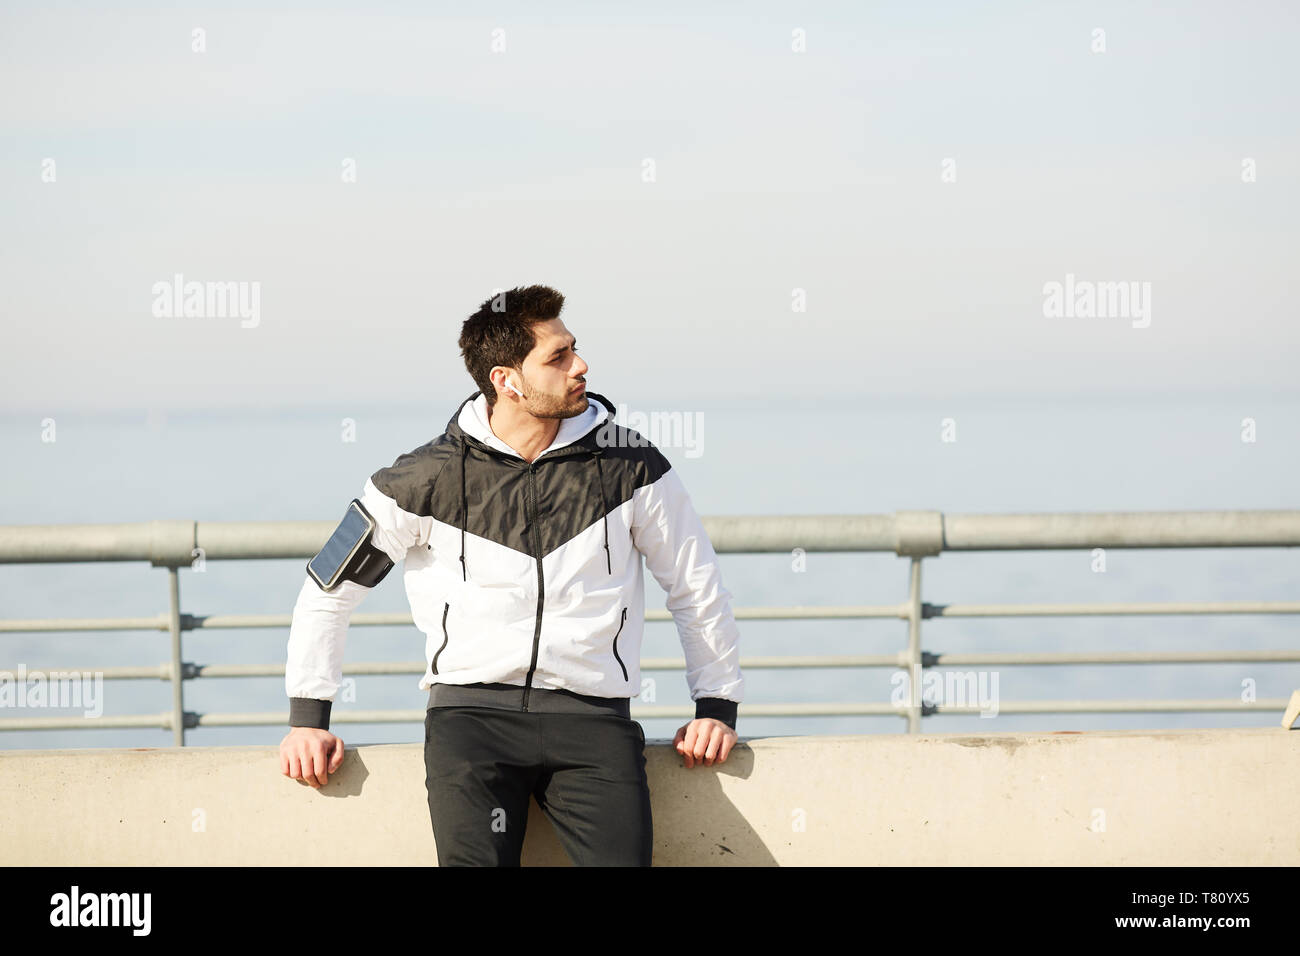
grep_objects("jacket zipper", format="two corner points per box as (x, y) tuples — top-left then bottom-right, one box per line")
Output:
(464, 439), (602, 713)
(522, 461), (545, 711)
(432, 602), (450, 675)
(612, 606), (628, 682)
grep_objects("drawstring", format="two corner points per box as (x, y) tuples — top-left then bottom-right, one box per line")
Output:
(591, 448), (611, 575)
(459, 441), (468, 581)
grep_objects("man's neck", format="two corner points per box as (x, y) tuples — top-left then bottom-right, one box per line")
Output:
(486, 401), (561, 463)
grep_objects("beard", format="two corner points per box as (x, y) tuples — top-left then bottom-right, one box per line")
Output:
(523, 379), (588, 419)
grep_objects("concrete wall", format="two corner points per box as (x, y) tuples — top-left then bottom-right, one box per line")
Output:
(2, 728), (1296, 865)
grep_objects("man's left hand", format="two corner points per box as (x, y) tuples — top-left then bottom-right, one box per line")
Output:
(673, 718), (737, 769)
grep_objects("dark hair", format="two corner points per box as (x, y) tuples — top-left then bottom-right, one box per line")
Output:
(459, 285), (565, 404)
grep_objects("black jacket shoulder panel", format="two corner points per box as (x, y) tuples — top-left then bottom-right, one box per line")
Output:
(369, 431), (459, 518)
(586, 418), (674, 493)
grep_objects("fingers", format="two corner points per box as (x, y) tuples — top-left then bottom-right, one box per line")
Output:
(298, 746), (321, 788)
(685, 722), (707, 768)
(311, 745), (328, 787)
(703, 726), (724, 766)
(679, 723), (700, 768)
(718, 730), (736, 763)
(675, 720), (738, 768)
(689, 723), (711, 763)
(282, 736), (332, 788)
(291, 749), (320, 787)
(694, 725), (721, 765)
(641, 719), (743, 771)
(280, 732), (347, 789)
(673, 723), (693, 768)
(710, 725), (738, 765)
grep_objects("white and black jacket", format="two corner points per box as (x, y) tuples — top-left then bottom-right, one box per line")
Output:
(285, 390), (744, 730)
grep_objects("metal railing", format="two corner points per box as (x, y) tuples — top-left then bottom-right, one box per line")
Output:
(1, 509), (1298, 744)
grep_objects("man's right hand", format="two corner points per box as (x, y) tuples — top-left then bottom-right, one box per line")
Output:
(280, 727), (345, 789)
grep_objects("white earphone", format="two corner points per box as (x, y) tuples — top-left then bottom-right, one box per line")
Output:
(504, 381), (525, 398)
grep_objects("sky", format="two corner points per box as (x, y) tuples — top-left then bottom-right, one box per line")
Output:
(0, 2), (1297, 749)
(1, 0), (1298, 418)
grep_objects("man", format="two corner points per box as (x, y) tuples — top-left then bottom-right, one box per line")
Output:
(279, 285), (744, 866)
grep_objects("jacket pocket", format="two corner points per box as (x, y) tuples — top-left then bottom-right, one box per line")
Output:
(432, 602), (450, 675)
(611, 606), (629, 682)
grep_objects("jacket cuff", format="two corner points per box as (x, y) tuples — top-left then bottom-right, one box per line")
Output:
(694, 697), (737, 730)
(289, 697), (332, 730)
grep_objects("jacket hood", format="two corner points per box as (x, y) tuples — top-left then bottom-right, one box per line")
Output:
(444, 389), (621, 581)
(447, 389), (616, 460)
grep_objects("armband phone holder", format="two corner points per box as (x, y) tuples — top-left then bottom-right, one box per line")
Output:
(306, 498), (395, 591)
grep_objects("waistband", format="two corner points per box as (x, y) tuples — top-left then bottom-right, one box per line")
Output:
(427, 681), (631, 718)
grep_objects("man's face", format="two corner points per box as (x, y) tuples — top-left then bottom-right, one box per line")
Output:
(501, 318), (589, 419)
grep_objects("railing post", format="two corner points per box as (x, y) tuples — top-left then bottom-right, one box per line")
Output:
(166, 567), (185, 746)
(895, 512), (942, 735)
(906, 556), (924, 733)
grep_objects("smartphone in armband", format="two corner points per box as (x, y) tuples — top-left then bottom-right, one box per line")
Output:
(306, 498), (395, 591)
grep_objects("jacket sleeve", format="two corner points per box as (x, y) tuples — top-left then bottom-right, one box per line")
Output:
(630, 459), (744, 730)
(285, 470), (435, 731)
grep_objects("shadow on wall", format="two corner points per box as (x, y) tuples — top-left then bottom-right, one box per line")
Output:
(521, 741), (778, 866)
